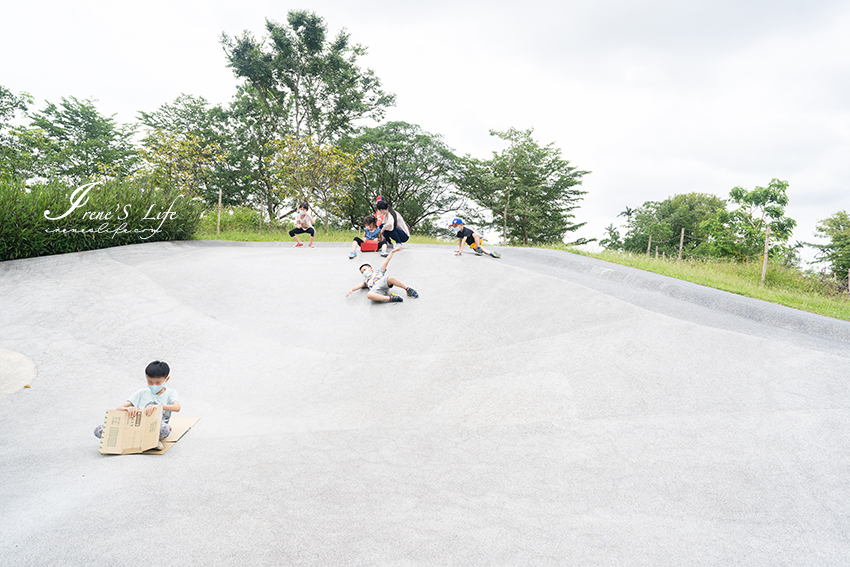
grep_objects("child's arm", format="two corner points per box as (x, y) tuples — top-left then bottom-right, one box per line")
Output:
(455, 237), (464, 255)
(381, 248), (399, 271)
(141, 400), (180, 417)
(346, 282), (367, 297)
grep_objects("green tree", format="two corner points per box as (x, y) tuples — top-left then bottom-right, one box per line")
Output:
(600, 223), (623, 250)
(220, 11), (394, 145)
(23, 96), (137, 183)
(138, 94), (249, 209)
(811, 210), (850, 285)
(266, 135), (363, 230)
(622, 192), (726, 257)
(700, 179), (796, 261)
(456, 128), (589, 245)
(338, 121), (460, 232)
(135, 129), (226, 197)
(222, 85), (292, 222)
(0, 85), (33, 180)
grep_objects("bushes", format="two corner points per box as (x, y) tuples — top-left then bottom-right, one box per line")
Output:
(0, 178), (204, 261)
(197, 206), (263, 233)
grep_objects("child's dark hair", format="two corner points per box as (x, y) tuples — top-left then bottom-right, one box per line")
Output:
(145, 360), (170, 379)
(359, 263), (372, 271)
(364, 214), (377, 225)
(376, 201), (389, 211)
(299, 202), (310, 210)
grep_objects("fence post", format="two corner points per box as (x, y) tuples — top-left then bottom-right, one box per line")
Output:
(216, 187), (222, 235)
(678, 227), (684, 261)
(760, 225), (771, 285)
(655, 245), (659, 259)
(646, 235), (652, 257)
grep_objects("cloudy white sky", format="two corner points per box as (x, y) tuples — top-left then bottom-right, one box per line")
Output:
(3, 0), (849, 262)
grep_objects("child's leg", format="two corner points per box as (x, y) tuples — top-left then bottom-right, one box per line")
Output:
(387, 276), (418, 297)
(289, 227), (302, 244)
(94, 424), (103, 439)
(160, 421), (172, 440)
(308, 227), (315, 246)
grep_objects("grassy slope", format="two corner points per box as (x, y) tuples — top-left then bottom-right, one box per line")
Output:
(564, 248), (850, 322)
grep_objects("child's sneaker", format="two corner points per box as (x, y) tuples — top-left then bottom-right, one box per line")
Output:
(406, 287), (419, 298)
(309, 242), (314, 248)
(349, 251), (357, 259)
(380, 250), (388, 257)
(294, 242), (304, 247)
(490, 251), (501, 258)
(156, 441), (164, 451)
(474, 247), (484, 256)
(389, 293), (403, 302)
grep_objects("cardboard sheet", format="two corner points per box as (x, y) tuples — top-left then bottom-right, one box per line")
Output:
(98, 408), (162, 455)
(146, 416), (200, 454)
(98, 411), (200, 455)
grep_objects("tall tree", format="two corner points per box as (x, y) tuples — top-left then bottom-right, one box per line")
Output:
(139, 94), (229, 204)
(135, 129), (226, 197)
(0, 85), (33, 180)
(265, 135), (363, 230)
(621, 192), (726, 257)
(811, 210), (850, 285)
(222, 85), (291, 222)
(700, 179), (796, 261)
(24, 96), (137, 183)
(456, 128), (589, 246)
(338, 121), (460, 232)
(220, 11), (395, 145)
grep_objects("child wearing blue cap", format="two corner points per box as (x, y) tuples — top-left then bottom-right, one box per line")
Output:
(450, 218), (501, 258)
(93, 360), (181, 450)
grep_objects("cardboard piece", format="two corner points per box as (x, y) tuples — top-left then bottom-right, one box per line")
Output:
(146, 416), (200, 454)
(99, 408), (162, 455)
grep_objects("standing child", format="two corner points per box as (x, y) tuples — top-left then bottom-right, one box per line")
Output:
(93, 360), (181, 451)
(350, 215), (383, 259)
(346, 248), (419, 303)
(450, 218), (501, 258)
(289, 202), (315, 247)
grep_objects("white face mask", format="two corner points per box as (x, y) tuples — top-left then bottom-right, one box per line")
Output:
(363, 270), (373, 280)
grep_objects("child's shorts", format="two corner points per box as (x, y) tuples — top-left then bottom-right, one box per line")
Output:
(370, 276), (391, 297)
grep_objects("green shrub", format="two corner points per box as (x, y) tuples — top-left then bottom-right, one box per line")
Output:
(197, 206), (263, 233)
(0, 178), (204, 261)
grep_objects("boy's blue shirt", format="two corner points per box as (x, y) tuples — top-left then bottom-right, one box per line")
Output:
(128, 387), (179, 422)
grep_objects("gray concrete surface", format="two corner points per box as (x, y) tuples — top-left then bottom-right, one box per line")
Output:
(1, 241), (849, 566)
